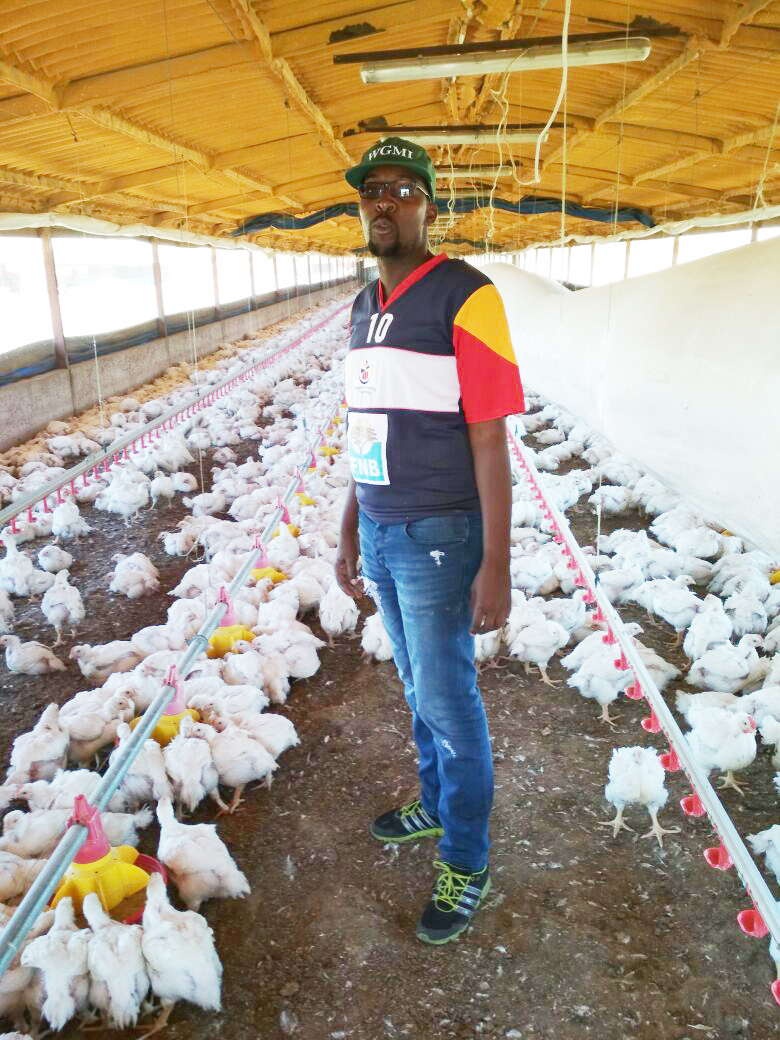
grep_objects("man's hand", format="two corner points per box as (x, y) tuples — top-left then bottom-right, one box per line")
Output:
(335, 530), (363, 599)
(469, 557), (510, 635)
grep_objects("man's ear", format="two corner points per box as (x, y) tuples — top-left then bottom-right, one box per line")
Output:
(424, 200), (438, 226)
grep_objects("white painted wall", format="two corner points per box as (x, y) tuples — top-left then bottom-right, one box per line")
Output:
(484, 236), (780, 558)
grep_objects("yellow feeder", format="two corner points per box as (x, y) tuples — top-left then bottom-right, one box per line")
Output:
(296, 492), (316, 507)
(51, 797), (153, 915)
(129, 664), (200, 745)
(206, 624), (255, 659)
(771, 569), (780, 585)
(318, 445), (340, 457)
(331, 416), (343, 425)
(271, 523), (300, 538)
(251, 565), (288, 585)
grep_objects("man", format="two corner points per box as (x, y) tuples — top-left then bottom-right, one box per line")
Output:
(335, 137), (524, 945)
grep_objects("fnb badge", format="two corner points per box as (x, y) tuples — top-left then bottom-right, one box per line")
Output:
(347, 412), (390, 485)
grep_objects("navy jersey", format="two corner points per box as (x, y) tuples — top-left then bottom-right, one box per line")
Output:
(345, 254), (524, 524)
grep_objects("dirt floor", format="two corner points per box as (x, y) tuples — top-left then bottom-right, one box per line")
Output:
(3, 396), (780, 1039)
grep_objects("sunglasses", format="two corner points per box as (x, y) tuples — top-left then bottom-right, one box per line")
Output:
(358, 180), (431, 202)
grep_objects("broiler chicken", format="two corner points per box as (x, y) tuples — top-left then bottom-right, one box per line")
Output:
(163, 716), (228, 814)
(0, 806), (152, 858)
(686, 635), (764, 693)
(37, 545), (73, 574)
(0, 635), (65, 676)
(188, 720), (277, 813)
(567, 656), (633, 726)
(109, 552), (160, 599)
(156, 798), (250, 910)
(0, 909), (54, 1032)
(20, 897), (90, 1031)
(50, 501), (91, 541)
(70, 640), (143, 683)
(508, 618), (569, 685)
(61, 691), (135, 765)
(82, 892), (149, 1029)
(686, 707), (757, 795)
(318, 580), (359, 645)
(17, 767), (102, 811)
(747, 825), (780, 885)
(108, 722), (172, 808)
(6, 704), (68, 784)
(140, 872), (222, 1036)
(40, 570), (85, 644)
(0, 850), (47, 901)
(601, 745), (680, 847)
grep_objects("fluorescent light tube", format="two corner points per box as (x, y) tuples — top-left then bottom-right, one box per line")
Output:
(361, 37), (651, 84)
(404, 129), (548, 145)
(434, 167), (516, 180)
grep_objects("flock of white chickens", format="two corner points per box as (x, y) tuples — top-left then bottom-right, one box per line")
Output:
(1, 290), (780, 1033)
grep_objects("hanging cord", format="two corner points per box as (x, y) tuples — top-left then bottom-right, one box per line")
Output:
(754, 98), (780, 210)
(511, 0), (572, 189)
(594, 3), (632, 555)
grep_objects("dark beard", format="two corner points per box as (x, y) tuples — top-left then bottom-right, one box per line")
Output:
(367, 236), (401, 257)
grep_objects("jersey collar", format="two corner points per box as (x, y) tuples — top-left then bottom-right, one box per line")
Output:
(377, 253), (448, 312)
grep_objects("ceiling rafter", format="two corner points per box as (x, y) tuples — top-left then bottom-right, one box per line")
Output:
(222, 0), (352, 169)
(632, 117), (780, 187)
(542, 38), (705, 170)
(718, 0), (775, 49)
(0, 53), (304, 210)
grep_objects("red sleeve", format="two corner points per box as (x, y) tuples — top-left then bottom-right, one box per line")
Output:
(452, 283), (524, 423)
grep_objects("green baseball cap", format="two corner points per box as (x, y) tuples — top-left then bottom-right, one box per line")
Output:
(345, 136), (436, 199)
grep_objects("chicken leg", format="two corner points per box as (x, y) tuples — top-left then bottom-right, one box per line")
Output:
(717, 770), (747, 796)
(598, 805), (635, 839)
(537, 664), (560, 687)
(640, 807), (681, 849)
(138, 1001), (174, 1039)
(599, 702), (618, 729)
(218, 784), (245, 815)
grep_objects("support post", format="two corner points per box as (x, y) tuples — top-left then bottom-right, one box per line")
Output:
(672, 235), (680, 266)
(211, 246), (222, 320)
(150, 239), (166, 338)
(39, 230), (68, 370)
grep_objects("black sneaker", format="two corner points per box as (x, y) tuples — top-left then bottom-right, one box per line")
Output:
(416, 859), (492, 945)
(370, 798), (444, 843)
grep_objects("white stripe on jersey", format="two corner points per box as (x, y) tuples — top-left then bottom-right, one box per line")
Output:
(345, 346), (460, 413)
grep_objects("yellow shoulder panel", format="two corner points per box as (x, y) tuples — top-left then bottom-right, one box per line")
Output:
(453, 283), (517, 366)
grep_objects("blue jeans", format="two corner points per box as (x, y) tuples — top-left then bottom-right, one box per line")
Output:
(359, 510), (493, 872)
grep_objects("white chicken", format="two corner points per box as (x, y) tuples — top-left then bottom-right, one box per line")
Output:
(567, 657), (634, 726)
(40, 570), (85, 644)
(686, 707), (757, 795)
(686, 635), (764, 693)
(0, 535), (34, 596)
(156, 798), (250, 910)
(207, 708), (299, 760)
(108, 722), (172, 808)
(6, 704), (69, 784)
(95, 471), (150, 524)
(61, 691), (136, 766)
(0, 851), (47, 901)
(82, 893), (149, 1029)
(140, 872), (222, 1035)
(601, 746), (680, 847)
(50, 501), (91, 541)
(318, 580), (359, 644)
(150, 472), (176, 507)
(0, 909), (54, 1032)
(188, 720), (277, 813)
(0, 635), (65, 676)
(675, 689), (741, 726)
(683, 595), (733, 662)
(16, 767), (102, 811)
(109, 552), (160, 599)
(0, 806), (152, 858)
(163, 716), (228, 814)
(70, 640), (143, 683)
(748, 825), (780, 885)
(37, 545), (73, 573)
(0, 587), (14, 634)
(652, 583), (701, 643)
(508, 619), (569, 685)
(361, 611), (397, 661)
(19, 897), (90, 1031)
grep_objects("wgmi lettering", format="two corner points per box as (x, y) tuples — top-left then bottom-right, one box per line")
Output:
(351, 457), (382, 478)
(368, 144), (414, 161)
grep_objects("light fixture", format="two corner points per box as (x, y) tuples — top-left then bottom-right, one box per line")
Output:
(395, 126), (550, 146)
(434, 166), (517, 180)
(350, 37), (651, 84)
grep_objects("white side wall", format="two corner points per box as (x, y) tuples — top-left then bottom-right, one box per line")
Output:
(484, 236), (780, 558)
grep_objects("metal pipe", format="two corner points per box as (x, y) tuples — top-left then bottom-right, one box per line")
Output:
(0, 357), (344, 976)
(506, 421), (780, 945)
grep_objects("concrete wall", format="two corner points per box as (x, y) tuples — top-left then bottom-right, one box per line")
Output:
(0, 282), (356, 451)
